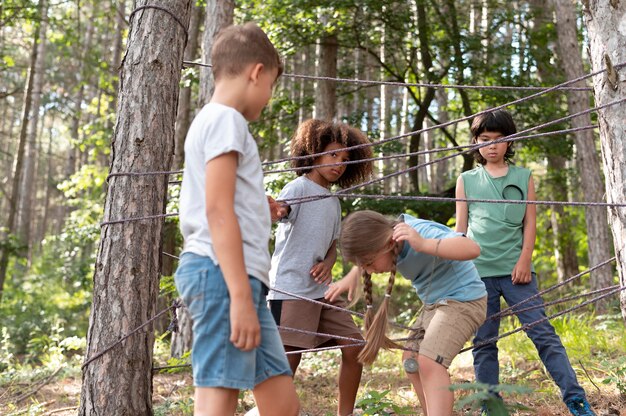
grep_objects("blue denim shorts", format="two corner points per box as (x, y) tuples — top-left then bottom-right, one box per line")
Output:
(175, 252), (292, 389)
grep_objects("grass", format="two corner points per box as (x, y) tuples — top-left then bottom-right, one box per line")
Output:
(1, 281), (625, 415)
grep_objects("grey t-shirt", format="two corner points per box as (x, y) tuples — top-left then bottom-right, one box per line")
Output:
(179, 103), (271, 285)
(268, 176), (341, 300)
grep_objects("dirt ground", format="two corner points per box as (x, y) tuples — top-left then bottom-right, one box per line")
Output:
(2, 353), (625, 416)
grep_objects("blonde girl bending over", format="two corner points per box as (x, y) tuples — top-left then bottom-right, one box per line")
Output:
(326, 210), (487, 416)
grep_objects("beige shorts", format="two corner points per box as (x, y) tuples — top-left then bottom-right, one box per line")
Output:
(269, 298), (363, 349)
(405, 296), (487, 368)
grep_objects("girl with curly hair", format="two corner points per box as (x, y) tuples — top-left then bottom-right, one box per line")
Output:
(267, 118), (373, 416)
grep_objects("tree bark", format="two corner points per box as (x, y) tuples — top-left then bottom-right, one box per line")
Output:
(583, 0), (626, 323)
(552, 0), (613, 310)
(78, 1), (191, 414)
(198, 0), (234, 105)
(314, 32), (338, 121)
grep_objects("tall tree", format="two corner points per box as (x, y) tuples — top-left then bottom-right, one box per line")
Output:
(552, 0), (613, 308)
(583, 0), (626, 323)
(0, 0), (47, 300)
(78, 1), (191, 414)
(198, 0), (234, 105)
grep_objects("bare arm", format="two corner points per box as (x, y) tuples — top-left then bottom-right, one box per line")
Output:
(455, 175), (469, 234)
(205, 152), (260, 351)
(324, 265), (360, 302)
(512, 176), (536, 284)
(393, 223), (481, 260)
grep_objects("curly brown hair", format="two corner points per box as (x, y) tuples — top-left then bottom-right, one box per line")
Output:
(290, 119), (373, 188)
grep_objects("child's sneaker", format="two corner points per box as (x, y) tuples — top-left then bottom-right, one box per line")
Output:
(565, 397), (596, 416)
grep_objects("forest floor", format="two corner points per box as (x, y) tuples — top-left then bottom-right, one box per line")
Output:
(2, 348), (625, 416)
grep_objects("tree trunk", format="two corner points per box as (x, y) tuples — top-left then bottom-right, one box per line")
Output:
(0, 0), (45, 300)
(547, 155), (580, 282)
(198, 0), (234, 105)
(314, 32), (338, 121)
(552, 0), (613, 311)
(583, 0), (626, 323)
(16, 0), (47, 262)
(167, 1), (203, 359)
(78, 1), (191, 414)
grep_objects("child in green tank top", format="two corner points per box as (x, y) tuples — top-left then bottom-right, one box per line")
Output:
(455, 109), (595, 416)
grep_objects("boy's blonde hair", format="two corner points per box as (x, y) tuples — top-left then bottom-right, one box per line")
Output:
(211, 22), (283, 81)
(340, 210), (401, 364)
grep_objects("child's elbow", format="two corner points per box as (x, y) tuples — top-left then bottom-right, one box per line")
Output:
(467, 241), (481, 259)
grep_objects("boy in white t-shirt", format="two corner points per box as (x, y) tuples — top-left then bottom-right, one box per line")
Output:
(175, 23), (299, 416)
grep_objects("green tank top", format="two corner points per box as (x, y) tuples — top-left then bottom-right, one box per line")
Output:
(461, 165), (534, 277)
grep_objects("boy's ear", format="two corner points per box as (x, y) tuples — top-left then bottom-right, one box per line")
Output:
(249, 63), (264, 84)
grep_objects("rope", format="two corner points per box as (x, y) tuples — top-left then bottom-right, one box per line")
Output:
(129, 5), (188, 46)
(114, 125), (597, 181)
(463, 285), (626, 353)
(263, 61), (626, 165)
(488, 257), (615, 321)
(182, 60), (592, 91)
(263, 125), (597, 175)
(81, 299), (181, 370)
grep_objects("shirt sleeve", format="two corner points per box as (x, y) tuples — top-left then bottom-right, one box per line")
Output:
(278, 179), (302, 223)
(202, 108), (248, 164)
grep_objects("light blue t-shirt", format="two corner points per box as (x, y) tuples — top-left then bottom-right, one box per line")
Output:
(396, 214), (486, 305)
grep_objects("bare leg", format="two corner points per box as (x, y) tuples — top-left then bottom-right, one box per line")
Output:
(417, 355), (453, 416)
(285, 346), (302, 375)
(403, 351), (428, 416)
(194, 386), (239, 416)
(253, 374), (300, 416)
(337, 341), (363, 416)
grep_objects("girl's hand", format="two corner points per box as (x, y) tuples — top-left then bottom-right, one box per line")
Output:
(310, 261), (333, 285)
(393, 222), (426, 252)
(325, 266), (360, 302)
(229, 297), (261, 351)
(511, 258), (532, 285)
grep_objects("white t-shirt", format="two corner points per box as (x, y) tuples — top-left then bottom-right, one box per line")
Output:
(179, 103), (271, 285)
(268, 176), (341, 300)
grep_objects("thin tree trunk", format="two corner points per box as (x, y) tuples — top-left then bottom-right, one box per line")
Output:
(16, 0), (47, 262)
(314, 32), (338, 121)
(553, 0), (613, 310)
(547, 155), (580, 282)
(78, 1), (191, 414)
(0, 0), (45, 300)
(198, 0), (234, 105)
(583, 0), (626, 323)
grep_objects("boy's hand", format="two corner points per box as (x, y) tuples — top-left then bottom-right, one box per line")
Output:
(511, 258), (532, 285)
(229, 297), (261, 351)
(393, 222), (425, 252)
(325, 266), (359, 302)
(310, 260), (333, 285)
(267, 196), (288, 222)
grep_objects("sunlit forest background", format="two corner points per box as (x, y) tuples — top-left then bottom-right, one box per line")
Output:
(1, 0), (625, 414)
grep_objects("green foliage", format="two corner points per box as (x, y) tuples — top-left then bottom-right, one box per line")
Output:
(355, 389), (414, 415)
(600, 356), (626, 397)
(451, 382), (532, 415)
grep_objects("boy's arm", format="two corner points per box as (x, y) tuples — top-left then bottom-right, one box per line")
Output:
(455, 175), (469, 234)
(512, 176), (537, 285)
(310, 239), (337, 285)
(205, 152), (260, 351)
(267, 195), (288, 222)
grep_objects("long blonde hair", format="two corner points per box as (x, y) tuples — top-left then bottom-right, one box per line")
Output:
(340, 210), (401, 364)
